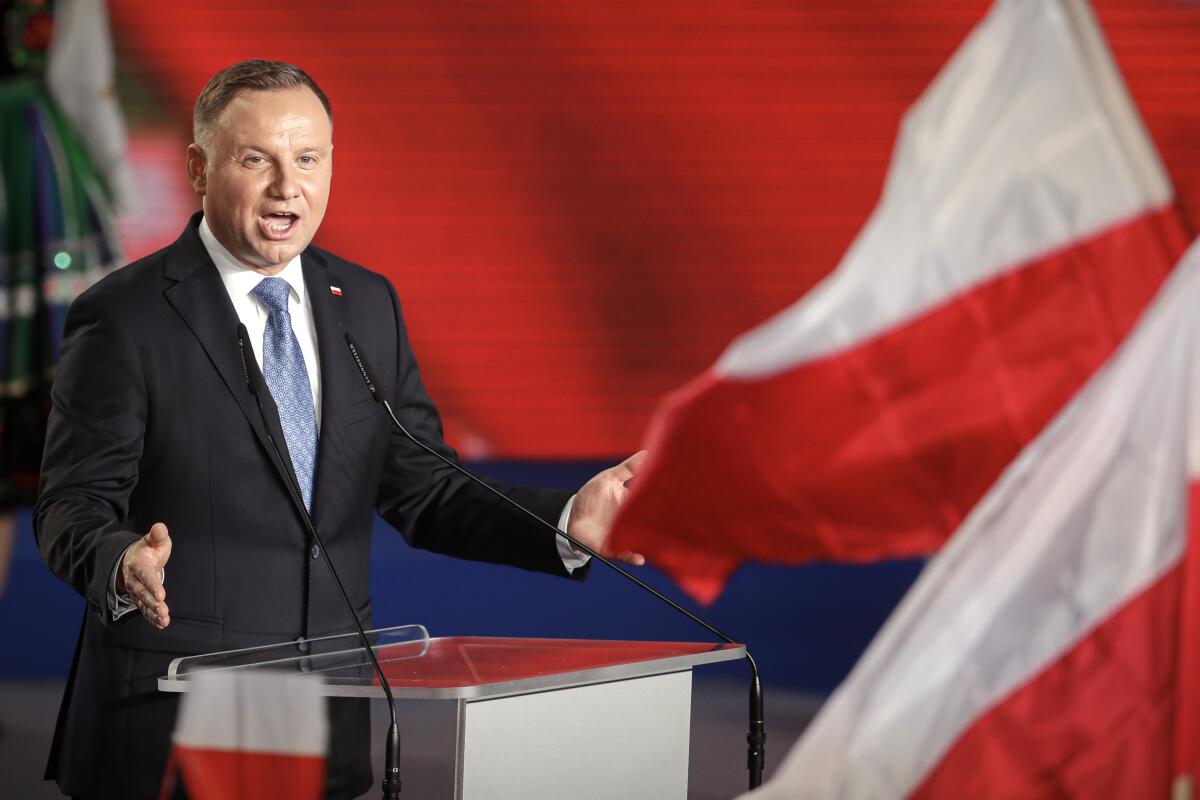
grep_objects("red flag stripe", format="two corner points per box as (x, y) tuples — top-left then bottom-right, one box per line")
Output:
(1174, 481), (1200, 779)
(611, 206), (1191, 604)
(174, 747), (326, 800)
(910, 486), (1200, 797)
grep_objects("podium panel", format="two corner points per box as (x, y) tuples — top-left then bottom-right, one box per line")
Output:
(457, 670), (692, 800)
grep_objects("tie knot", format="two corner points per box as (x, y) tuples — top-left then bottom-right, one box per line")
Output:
(252, 277), (292, 316)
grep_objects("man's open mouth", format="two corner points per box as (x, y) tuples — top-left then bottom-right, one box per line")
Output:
(264, 212), (298, 231)
(260, 212), (300, 239)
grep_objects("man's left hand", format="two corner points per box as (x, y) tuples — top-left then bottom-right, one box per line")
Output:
(567, 450), (648, 566)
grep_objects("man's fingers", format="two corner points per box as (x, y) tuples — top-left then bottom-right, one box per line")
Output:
(129, 576), (169, 623)
(124, 551), (170, 626)
(146, 522), (170, 547)
(123, 574), (151, 603)
(127, 575), (167, 615)
(140, 602), (170, 630)
(144, 522), (173, 569)
(132, 574), (164, 602)
(617, 551), (646, 566)
(130, 563), (165, 601)
(613, 450), (650, 484)
(133, 592), (169, 627)
(116, 523), (172, 617)
(567, 454), (649, 564)
(137, 584), (163, 608)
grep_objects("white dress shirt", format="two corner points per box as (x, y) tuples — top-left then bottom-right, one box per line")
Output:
(109, 220), (585, 619)
(200, 218), (322, 426)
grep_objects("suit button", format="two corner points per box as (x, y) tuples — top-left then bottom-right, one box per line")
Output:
(296, 637), (310, 653)
(311, 544), (320, 559)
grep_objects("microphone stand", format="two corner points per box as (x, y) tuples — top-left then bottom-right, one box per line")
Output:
(237, 324), (403, 799)
(345, 331), (766, 791)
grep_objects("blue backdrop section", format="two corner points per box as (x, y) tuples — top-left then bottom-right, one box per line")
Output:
(0, 461), (924, 693)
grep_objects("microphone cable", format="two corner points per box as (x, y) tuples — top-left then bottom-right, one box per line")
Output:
(237, 323), (404, 799)
(345, 330), (766, 790)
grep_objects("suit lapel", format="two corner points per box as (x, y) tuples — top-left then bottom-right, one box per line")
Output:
(303, 249), (350, 532)
(162, 216), (302, 504)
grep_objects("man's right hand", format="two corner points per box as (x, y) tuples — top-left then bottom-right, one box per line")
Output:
(116, 522), (172, 629)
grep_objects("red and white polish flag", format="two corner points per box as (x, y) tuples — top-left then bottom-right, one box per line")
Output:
(162, 671), (327, 800)
(607, 0), (1193, 605)
(742, 235), (1200, 798)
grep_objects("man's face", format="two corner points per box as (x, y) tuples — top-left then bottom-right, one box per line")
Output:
(187, 86), (332, 274)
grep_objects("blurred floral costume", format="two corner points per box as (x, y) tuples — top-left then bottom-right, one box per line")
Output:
(0, 0), (132, 508)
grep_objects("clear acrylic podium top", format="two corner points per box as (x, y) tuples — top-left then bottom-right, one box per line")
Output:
(158, 625), (745, 699)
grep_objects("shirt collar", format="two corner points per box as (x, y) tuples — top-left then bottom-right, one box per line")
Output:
(198, 216), (307, 305)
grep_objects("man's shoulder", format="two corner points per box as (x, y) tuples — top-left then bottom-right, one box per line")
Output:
(77, 243), (173, 309)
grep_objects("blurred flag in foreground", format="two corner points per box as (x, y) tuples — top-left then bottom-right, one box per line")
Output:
(161, 671), (327, 800)
(47, 0), (136, 213)
(608, 0), (1192, 604)
(743, 238), (1200, 798)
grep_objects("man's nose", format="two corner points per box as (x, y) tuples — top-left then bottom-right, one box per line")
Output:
(269, 162), (301, 199)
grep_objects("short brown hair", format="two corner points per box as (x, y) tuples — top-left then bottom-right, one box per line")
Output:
(193, 59), (332, 149)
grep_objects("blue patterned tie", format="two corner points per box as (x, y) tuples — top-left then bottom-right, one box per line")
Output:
(252, 277), (319, 512)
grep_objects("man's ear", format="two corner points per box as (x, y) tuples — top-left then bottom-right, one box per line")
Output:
(186, 143), (208, 196)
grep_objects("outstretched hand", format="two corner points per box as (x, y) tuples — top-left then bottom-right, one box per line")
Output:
(567, 450), (648, 566)
(116, 522), (172, 629)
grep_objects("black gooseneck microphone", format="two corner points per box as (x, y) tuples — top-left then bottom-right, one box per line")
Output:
(344, 331), (767, 791)
(236, 324), (404, 800)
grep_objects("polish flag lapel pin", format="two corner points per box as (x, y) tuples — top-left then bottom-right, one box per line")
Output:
(330, 286), (343, 297)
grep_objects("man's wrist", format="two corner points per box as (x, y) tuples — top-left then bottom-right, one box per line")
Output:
(107, 544), (138, 619)
(556, 495), (590, 571)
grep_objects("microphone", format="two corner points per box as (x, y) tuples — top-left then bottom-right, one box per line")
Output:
(344, 331), (767, 790)
(237, 324), (404, 799)
(237, 326), (268, 397)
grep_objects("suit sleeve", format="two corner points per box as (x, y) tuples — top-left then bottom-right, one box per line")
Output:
(34, 287), (147, 624)
(371, 276), (585, 579)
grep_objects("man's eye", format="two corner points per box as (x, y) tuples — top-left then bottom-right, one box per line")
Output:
(299, 155), (317, 166)
(243, 155), (265, 166)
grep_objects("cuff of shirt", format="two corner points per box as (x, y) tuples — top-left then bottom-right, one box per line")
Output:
(556, 495), (590, 573)
(106, 544), (164, 622)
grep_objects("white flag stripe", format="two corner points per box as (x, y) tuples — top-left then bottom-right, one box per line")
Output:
(174, 671), (327, 756)
(744, 240), (1200, 799)
(718, 0), (1170, 379)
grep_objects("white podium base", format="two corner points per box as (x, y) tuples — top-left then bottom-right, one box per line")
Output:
(455, 670), (692, 800)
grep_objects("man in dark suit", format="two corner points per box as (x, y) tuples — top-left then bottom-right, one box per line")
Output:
(35, 60), (645, 799)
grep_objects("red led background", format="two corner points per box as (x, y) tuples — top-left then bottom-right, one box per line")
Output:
(107, 1), (1200, 457)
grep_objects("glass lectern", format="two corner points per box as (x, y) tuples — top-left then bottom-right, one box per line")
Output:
(159, 625), (745, 799)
